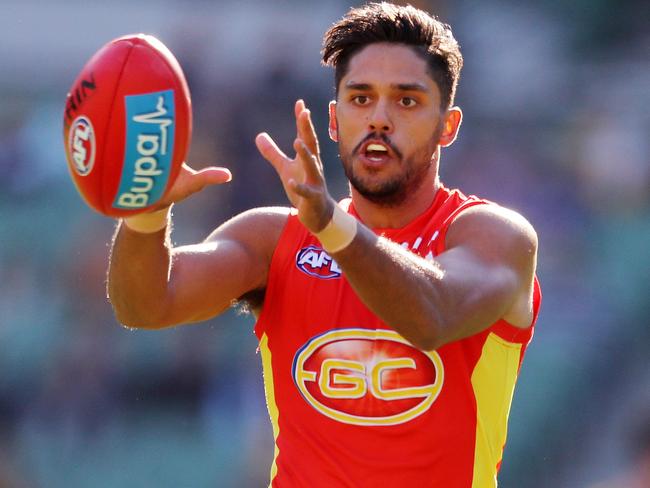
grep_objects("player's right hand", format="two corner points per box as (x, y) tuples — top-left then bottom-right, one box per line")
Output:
(256, 100), (335, 234)
(152, 162), (232, 210)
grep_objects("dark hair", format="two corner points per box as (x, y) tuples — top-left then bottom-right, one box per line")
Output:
(321, 2), (463, 110)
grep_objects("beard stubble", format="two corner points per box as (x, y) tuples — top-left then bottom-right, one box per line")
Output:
(339, 125), (442, 208)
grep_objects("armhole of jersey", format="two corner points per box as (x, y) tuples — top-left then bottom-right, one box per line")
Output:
(432, 198), (488, 256)
(433, 199), (542, 345)
(490, 277), (541, 345)
(254, 211), (298, 340)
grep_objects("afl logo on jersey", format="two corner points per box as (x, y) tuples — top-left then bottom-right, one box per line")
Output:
(292, 328), (444, 426)
(296, 246), (342, 279)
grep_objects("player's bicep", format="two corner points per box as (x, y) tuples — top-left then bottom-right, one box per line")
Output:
(163, 208), (289, 325)
(165, 240), (262, 323)
(433, 205), (537, 341)
(434, 247), (520, 339)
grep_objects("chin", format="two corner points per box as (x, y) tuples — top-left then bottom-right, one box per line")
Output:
(351, 180), (410, 207)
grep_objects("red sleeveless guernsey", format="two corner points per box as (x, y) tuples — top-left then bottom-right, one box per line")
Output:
(254, 185), (541, 488)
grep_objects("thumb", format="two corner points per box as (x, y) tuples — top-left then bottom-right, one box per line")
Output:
(157, 163), (232, 208)
(165, 163), (232, 201)
(193, 166), (233, 185)
(184, 166), (232, 196)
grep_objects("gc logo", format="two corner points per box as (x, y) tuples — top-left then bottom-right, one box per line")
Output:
(292, 328), (444, 426)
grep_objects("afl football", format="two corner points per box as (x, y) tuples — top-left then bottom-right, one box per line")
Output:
(63, 34), (191, 217)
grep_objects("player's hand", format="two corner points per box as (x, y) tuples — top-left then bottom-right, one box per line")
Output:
(153, 162), (232, 210)
(256, 100), (335, 233)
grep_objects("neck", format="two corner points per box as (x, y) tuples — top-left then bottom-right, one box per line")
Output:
(351, 173), (441, 229)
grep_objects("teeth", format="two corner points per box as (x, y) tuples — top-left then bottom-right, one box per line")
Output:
(367, 143), (387, 152)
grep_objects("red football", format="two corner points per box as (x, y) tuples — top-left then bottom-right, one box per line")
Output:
(63, 34), (191, 217)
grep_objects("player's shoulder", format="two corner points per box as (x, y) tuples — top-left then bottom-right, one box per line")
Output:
(447, 201), (538, 257)
(218, 205), (290, 227)
(455, 201), (536, 235)
(236, 206), (293, 224)
(205, 206), (291, 246)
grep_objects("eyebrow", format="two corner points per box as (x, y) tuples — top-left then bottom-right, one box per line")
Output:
(344, 81), (430, 93)
(394, 82), (429, 93)
(344, 82), (372, 91)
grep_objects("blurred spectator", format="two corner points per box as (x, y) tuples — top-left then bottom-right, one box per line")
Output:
(589, 402), (650, 488)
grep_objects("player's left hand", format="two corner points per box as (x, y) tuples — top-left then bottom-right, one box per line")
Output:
(256, 99), (335, 233)
(152, 162), (232, 211)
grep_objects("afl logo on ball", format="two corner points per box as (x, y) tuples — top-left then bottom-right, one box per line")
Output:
(68, 116), (95, 176)
(292, 328), (444, 426)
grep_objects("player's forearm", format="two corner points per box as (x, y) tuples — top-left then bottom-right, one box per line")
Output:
(331, 227), (451, 351)
(107, 223), (174, 328)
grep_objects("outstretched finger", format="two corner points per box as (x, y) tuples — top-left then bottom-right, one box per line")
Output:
(183, 166), (230, 193)
(293, 139), (323, 184)
(194, 166), (233, 185)
(288, 178), (320, 200)
(173, 162), (231, 188)
(294, 99), (306, 121)
(255, 132), (290, 173)
(159, 163), (232, 207)
(295, 101), (320, 158)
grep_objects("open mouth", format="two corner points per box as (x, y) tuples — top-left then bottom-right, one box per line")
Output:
(363, 142), (391, 162)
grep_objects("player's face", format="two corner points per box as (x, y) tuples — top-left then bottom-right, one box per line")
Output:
(330, 43), (446, 207)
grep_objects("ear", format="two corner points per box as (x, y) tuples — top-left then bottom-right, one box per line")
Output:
(328, 100), (338, 142)
(439, 107), (463, 147)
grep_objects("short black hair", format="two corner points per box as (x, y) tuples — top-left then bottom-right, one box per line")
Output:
(321, 2), (463, 110)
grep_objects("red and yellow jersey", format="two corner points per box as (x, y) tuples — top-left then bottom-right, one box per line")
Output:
(254, 185), (541, 488)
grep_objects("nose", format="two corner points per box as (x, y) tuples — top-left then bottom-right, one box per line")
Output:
(367, 100), (393, 133)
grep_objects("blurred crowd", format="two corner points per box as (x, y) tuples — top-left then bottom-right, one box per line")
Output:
(0, 0), (648, 486)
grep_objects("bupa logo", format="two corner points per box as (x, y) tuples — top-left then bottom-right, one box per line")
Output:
(292, 328), (444, 426)
(114, 89), (175, 209)
(296, 246), (341, 279)
(68, 116), (96, 176)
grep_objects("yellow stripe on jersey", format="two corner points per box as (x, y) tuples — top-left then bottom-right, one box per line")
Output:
(471, 332), (523, 488)
(260, 333), (281, 486)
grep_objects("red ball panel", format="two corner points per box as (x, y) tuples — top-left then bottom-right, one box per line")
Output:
(64, 40), (132, 213)
(63, 34), (191, 217)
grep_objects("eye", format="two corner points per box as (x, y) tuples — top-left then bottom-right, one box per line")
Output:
(399, 97), (417, 107)
(352, 95), (370, 106)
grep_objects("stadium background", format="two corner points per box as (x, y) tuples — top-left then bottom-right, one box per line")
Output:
(0, 0), (648, 486)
